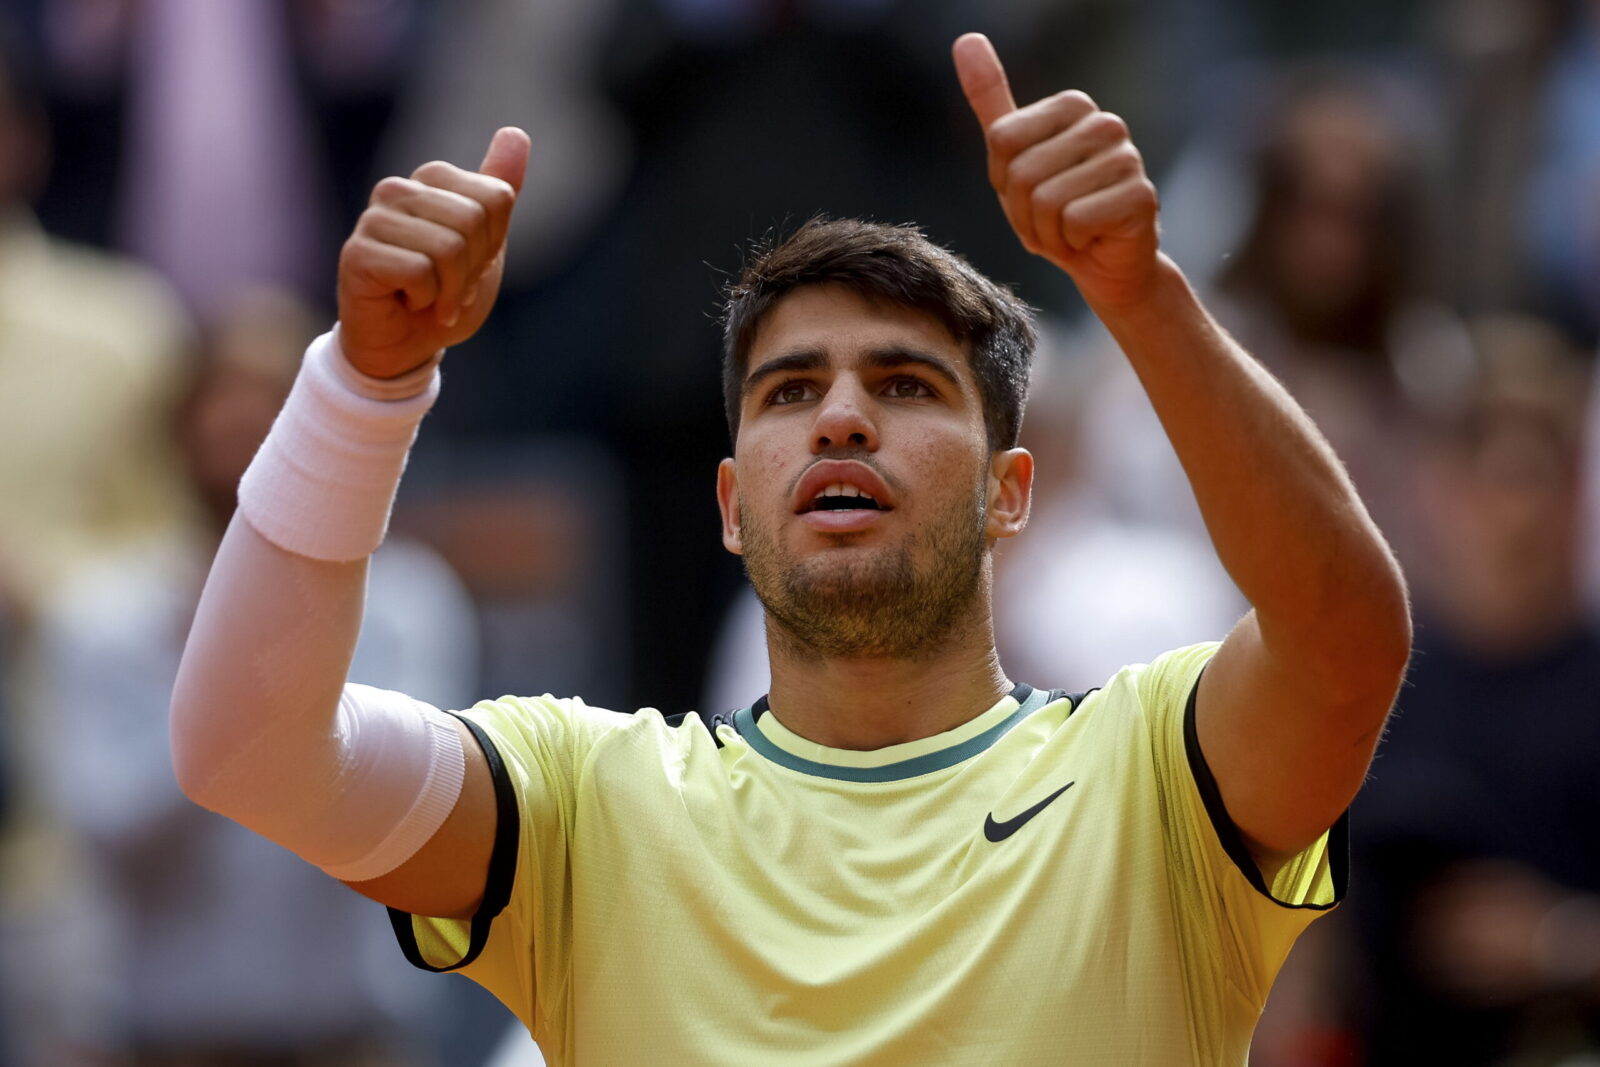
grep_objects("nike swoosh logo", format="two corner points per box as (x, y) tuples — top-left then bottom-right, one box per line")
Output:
(983, 782), (1076, 842)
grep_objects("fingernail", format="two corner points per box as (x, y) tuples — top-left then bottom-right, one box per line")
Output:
(444, 310), (461, 328)
(462, 287), (479, 309)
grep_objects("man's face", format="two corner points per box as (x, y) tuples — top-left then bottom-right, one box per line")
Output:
(717, 284), (1032, 659)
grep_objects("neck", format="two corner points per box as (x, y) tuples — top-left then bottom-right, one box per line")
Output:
(762, 608), (1011, 750)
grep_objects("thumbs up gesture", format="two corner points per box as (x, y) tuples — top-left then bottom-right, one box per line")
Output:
(954, 35), (1161, 311)
(337, 127), (531, 379)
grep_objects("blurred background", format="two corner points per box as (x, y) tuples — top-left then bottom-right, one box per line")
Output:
(0, 0), (1597, 1064)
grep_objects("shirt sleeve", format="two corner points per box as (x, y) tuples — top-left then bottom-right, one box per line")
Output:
(386, 693), (630, 1057)
(1136, 642), (1349, 1006)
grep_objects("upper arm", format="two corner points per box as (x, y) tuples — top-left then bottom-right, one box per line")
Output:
(343, 718), (498, 920)
(1196, 607), (1408, 864)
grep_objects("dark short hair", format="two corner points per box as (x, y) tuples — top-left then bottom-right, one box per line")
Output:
(720, 217), (1037, 450)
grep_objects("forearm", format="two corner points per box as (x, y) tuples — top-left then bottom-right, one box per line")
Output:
(1091, 258), (1410, 689)
(170, 334), (464, 880)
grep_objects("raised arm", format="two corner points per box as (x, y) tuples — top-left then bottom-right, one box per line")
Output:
(954, 35), (1411, 864)
(170, 129), (530, 919)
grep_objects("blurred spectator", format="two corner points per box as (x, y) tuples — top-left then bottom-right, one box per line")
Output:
(994, 317), (1241, 690)
(1347, 315), (1600, 1065)
(0, 14), (189, 617)
(1424, 0), (1569, 324)
(25, 0), (419, 322)
(376, 0), (629, 286)
(1209, 67), (1463, 543)
(0, 607), (10, 1067)
(1522, 0), (1600, 346)
(1079, 63), (1469, 564)
(20, 290), (478, 1065)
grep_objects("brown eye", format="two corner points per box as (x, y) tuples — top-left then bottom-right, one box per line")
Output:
(771, 381), (816, 405)
(886, 377), (933, 400)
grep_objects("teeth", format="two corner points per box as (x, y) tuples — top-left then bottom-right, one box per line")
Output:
(812, 483), (879, 507)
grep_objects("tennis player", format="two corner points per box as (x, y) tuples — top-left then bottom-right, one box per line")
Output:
(171, 34), (1410, 1065)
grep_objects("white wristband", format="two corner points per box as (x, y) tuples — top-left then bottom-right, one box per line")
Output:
(238, 330), (441, 561)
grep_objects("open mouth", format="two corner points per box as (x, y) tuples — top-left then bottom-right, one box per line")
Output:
(799, 484), (889, 514)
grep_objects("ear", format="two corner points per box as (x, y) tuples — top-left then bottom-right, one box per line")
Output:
(717, 457), (744, 555)
(984, 447), (1033, 540)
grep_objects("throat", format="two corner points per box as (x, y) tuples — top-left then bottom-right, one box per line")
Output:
(762, 630), (1011, 750)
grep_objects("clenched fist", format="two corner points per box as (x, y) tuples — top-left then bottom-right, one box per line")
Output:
(954, 34), (1161, 311)
(337, 127), (531, 379)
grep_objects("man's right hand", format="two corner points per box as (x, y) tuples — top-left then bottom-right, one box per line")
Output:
(337, 127), (530, 379)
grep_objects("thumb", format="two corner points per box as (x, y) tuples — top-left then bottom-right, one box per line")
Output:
(478, 126), (531, 196)
(953, 33), (1017, 129)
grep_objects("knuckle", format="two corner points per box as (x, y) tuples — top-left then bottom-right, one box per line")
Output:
(401, 255), (434, 285)
(371, 175), (413, 203)
(1094, 111), (1132, 139)
(479, 178), (515, 215)
(434, 228), (468, 260)
(987, 115), (1026, 155)
(1091, 111), (1129, 140)
(1111, 143), (1144, 178)
(411, 159), (455, 183)
(353, 205), (388, 236)
(1006, 157), (1035, 192)
(1056, 89), (1097, 115)
(462, 194), (491, 229)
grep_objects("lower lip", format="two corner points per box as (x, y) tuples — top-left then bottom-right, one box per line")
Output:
(798, 508), (891, 533)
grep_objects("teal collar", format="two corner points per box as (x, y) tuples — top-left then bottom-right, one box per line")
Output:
(732, 683), (1061, 783)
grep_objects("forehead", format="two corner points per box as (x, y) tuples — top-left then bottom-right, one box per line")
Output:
(747, 284), (973, 376)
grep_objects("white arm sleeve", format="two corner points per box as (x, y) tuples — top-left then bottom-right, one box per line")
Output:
(171, 332), (466, 883)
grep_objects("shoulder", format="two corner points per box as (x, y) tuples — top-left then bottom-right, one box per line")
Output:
(1065, 642), (1222, 722)
(453, 695), (711, 774)
(1129, 642), (1223, 710)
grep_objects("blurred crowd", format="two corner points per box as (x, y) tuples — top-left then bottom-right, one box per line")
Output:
(0, 0), (1597, 1064)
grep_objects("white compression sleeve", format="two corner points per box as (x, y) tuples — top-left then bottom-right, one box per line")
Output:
(172, 333), (465, 883)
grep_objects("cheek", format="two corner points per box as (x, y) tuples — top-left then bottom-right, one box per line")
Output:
(906, 440), (987, 511)
(736, 443), (797, 517)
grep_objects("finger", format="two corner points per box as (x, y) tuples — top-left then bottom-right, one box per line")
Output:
(987, 93), (1102, 241)
(953, 33), (1016, 130)
(987, 91), (1100, 183)
(1004, 108), (1127, 195)
(478, 126), (531, 196)
(1027, 144), (1144, 259)
(341, 235), (439, 313)
(1059, 176), (1159, 252)
(358, 209), (471, 319)
(410, 162), (520, 289)
(373, 177), (492, 301)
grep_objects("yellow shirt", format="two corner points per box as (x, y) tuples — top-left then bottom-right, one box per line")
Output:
(394, 643), (1344, 1065)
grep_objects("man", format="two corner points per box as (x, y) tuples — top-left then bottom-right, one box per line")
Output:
(172, 35), (1410, 1065)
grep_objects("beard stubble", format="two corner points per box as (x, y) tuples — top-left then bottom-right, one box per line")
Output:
(739, 470), (990, 661)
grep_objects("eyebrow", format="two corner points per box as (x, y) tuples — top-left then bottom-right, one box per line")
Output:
(742, 345), (967, 401)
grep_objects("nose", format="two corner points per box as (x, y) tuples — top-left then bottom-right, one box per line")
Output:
(811, 378), (879, 454)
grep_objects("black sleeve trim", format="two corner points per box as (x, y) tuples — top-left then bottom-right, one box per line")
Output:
(1061, 688), (1098, 715)
(664, 708), (735, 748)
(1180, 673), (1349, 911)
(387, 711), (523, 973)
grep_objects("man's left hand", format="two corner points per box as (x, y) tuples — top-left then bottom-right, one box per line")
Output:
(954, 33), (1161, 311)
